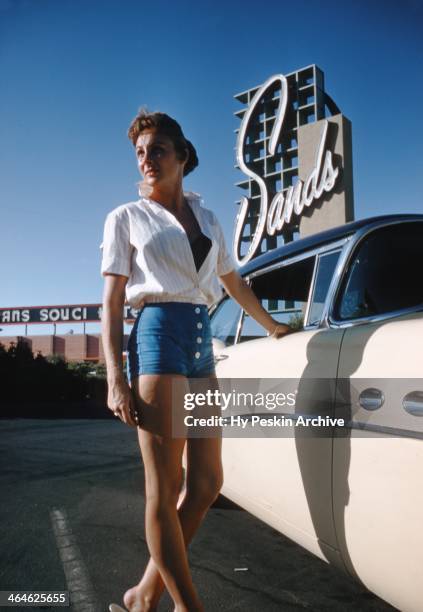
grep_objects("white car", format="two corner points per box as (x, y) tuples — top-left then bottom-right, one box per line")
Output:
(210, 214), (423, 612)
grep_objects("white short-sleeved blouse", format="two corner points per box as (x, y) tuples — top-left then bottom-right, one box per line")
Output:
(100, 191), (236, 308)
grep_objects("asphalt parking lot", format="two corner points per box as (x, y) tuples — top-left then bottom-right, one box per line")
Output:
(0, 418), (396, 612)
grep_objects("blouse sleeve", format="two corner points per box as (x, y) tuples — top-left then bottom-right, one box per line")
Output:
(212, 212), (236, 277)
(100, 208), (132, 277)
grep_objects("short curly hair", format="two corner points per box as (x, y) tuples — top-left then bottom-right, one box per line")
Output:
(128, 108), (199, 177)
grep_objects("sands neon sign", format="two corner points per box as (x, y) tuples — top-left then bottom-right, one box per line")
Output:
(233, 74), (340, 266)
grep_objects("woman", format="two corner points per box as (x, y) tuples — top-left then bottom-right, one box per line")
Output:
(101, 109), (291, 612)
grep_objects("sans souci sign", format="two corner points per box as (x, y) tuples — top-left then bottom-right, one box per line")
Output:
(234, 73), (340, 265)
(0, 304), (138, 325)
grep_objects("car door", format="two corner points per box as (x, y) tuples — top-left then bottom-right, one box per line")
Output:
(215, 248), (346, 567)
(331, 220), (423, 612)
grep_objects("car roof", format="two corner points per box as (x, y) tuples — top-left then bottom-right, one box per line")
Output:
(239, 214), (423, 277)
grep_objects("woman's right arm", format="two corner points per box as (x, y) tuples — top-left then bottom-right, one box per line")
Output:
(102, 273), (137, 427)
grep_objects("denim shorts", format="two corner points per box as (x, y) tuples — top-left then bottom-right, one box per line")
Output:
(126, 302), (216, 382)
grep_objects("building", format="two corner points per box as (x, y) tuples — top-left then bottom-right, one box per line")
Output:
(233, 64), (354, 266)
(0, 333), (129, 363)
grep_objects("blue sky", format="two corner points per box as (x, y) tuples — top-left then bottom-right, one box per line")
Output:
(1, 0), (422, 336)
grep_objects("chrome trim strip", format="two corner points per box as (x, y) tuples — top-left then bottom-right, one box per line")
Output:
(234, 309), (245, 344)
(224, 412), (423, 439)
(233, 276), (250, 344)
(220, 414), (423, 440)
(304, 256), (318, 327)
(246, 238), (349, 280)
(342, 421), (423, 441)
(327, 305), (423, 329)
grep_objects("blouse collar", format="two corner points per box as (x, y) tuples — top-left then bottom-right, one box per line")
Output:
(138, 190), (202, 213)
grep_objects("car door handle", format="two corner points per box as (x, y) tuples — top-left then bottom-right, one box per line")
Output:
(214, 354), (229, 362)
(403, 391), (423, 416)
(358, 388), (385, 411)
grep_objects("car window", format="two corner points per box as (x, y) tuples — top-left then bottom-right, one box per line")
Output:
(307, 250), (341, 325)
(335, 222), (423, 321)
(240, 256), (316, 342)
(210, 297), (241, 346)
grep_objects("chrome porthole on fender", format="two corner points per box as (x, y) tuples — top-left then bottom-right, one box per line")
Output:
(358, 388), (385, 411)
(403, 391), (423, 416)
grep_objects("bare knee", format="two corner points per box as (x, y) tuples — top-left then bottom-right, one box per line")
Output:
(185, 468), (223, 510)
(146, 471), (184, 513)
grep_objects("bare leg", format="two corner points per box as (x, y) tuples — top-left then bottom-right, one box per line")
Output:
(123, 374), (207, 612)
(124, 376), (223, 612)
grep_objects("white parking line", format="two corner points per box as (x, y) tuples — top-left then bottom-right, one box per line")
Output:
(50, 508), (99, 612)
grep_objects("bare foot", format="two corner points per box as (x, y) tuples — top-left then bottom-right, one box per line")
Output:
(123, 585), (157, 612)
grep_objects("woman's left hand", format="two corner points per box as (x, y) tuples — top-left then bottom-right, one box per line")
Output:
(268, 322), (293, 339)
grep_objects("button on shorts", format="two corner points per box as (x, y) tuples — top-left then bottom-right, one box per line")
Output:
(126, 302), (216, 382)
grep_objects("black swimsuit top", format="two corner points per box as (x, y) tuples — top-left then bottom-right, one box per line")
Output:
(189, 232), (212, 272)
